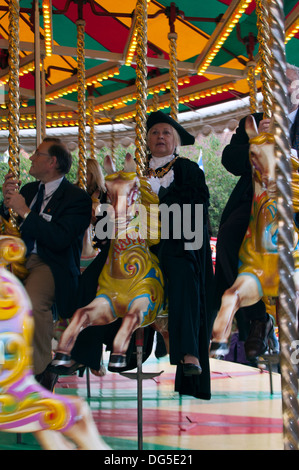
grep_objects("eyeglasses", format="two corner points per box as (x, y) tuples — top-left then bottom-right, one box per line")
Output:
(32, 150), (50, 158)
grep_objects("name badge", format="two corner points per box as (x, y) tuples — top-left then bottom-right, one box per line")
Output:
(41, 213), (52, 222)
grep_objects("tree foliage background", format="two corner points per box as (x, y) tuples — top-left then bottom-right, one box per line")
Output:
(0, 132), (238, 237)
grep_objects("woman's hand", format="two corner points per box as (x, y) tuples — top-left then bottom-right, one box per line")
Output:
(258, 118), (271, 134)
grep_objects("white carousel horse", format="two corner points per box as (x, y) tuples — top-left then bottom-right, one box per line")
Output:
(52, 154), (165, 371)
(0, 235), (109, 450)
(210, 115), (299, 357)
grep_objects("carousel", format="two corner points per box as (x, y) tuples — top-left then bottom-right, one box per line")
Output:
(0, 0), (299, 451)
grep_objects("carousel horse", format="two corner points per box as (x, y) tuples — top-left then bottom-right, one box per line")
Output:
(210, 115), (299, 357)
(0, 235), (109, 450)
(51, 154), (165, 371)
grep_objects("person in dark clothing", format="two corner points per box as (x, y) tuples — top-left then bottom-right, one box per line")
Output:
(49, 111), (214, 400)
(213, 64), (299, 360)
(144, 111), (214, 399)
(1, 138), (92, 390)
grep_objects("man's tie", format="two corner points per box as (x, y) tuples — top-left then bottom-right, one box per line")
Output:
(31, 183), (45, 214)
(23, 184), (45, 255)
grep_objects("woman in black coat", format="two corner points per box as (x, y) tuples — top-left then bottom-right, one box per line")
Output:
(144, 111), (214, 399)
(50, 112), (214, 400)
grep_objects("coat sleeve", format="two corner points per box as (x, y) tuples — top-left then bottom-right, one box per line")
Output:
(222, 113), (264, 177)
(221, 116), (252, 176)
(166, 158), (210, 208)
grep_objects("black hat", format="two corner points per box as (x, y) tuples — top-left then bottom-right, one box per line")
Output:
(146, 111), (195, 146)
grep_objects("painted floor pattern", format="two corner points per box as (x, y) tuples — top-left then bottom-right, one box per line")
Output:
(0, 354), (285, 451)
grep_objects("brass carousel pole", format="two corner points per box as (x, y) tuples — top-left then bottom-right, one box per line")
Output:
(134, 0), (148, 451)
(76, 17), (87, 190)
(168, 32), (178, 120)
(34, 0), (42, 147)
(111, 120), (116, 163)
(167, 3), (178, 121)
(247, 59), (257, 114)
(269, 0), (299, 450)
(134, 0), (147, 177)
(256, 0), (273, 119)
(7, 0), (20, 229)
(245, 29), (257, 115)
(87, 88), (96, 159)
(40, 56), (47, 141)
(152, 92), (159, 112)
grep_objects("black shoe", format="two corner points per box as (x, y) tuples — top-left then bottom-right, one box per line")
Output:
(108, 353), (127, 372)
(210, 341), (229, 359)
(245, 316), (275, 359)
(47, 352), (86, 377)
(183, 363), (202, 376)
(35, 369), (58, 392)
(48, 362), (86, 377)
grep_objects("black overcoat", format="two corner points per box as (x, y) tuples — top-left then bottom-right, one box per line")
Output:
(71, 158), (214, 399)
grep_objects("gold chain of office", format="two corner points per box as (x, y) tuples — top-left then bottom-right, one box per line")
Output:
(146, 156), (178, 178)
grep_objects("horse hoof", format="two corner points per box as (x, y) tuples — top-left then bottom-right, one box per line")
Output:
(108, 354), (127, 372)
(210, 341), (229, 359)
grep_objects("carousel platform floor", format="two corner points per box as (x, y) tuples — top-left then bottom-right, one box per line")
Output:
(0, 353), (285, 451)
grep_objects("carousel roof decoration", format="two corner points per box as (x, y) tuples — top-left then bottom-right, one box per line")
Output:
(0, 0), (297, 133)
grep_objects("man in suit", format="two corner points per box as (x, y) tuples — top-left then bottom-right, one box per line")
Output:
(214, 64), (299, 360)
(1, 137), (92, 389)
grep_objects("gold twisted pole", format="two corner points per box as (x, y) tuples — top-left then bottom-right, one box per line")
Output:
(132, 0), (148, 451)
(152, 92), (159, 112)
(247, 61), (257, 114)
(76, 19), (87, 191)
(111, 121), (116, 163)
(134, 0), (148, 177)
(8, 0), (20, 228)
(87, 94), (95, 159)
(168, 31), (178, 121)
(256, 0), (273, 119)
(269, 0), (299, 450)
(41, 57), (47, 141)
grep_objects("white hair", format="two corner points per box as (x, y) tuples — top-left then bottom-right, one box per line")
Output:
(147, 124), (181, 155)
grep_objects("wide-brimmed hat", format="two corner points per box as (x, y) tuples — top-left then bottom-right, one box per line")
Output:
(146, 111), (195, 146)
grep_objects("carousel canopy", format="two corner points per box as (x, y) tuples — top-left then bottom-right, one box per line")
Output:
(0, 0), (298, 137)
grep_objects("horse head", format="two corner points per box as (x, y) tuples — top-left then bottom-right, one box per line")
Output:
(245, 115), (276, 197)
(104, 154), (140, 224)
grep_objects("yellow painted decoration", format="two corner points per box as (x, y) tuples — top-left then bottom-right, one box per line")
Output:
(0, 235), (109, 449)
(97, 170), (164, 325)
(211, 116), (299, 350)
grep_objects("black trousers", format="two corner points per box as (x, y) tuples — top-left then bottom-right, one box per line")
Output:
(214, 201), (268, 340)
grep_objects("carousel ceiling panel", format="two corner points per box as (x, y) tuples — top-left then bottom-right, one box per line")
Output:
(0, 0), (298, 131)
